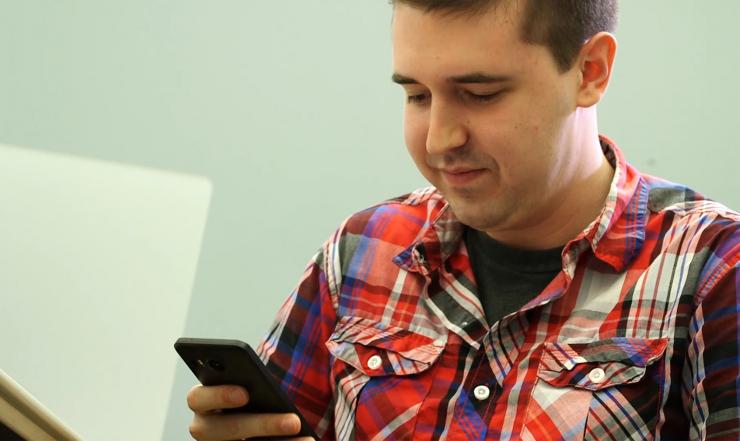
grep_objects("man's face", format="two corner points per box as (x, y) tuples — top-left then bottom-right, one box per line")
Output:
(392, 4), (584, 238)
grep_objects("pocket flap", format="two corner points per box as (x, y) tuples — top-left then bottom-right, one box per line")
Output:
(326, 316), (446, 377)
(537, 338), (668, 391)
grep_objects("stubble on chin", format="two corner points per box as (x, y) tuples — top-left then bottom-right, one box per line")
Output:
(443, 187), (517, 233)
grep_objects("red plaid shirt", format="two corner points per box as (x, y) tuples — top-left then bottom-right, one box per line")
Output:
(258, 137), (740, 440)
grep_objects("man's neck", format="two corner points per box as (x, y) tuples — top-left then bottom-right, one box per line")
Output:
(532, 152), (614, 249)
(484, 136), (615, 251)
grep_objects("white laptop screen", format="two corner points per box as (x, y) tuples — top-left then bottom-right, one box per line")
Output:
(0, 143), (212, 440)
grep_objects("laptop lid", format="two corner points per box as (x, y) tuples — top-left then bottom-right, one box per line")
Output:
(0, 369), (81, 441)
(0, 143), (212, 440)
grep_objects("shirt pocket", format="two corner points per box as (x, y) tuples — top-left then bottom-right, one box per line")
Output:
(326, 316), (446, 440)
(522, 338), (668, 441)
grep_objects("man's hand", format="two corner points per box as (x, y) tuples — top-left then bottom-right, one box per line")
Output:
(187, 384), (314, 440)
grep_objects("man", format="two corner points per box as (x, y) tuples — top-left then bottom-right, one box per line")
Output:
(187, 0), (740, 439)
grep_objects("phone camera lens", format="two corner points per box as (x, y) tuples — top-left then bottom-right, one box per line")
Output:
(207, 359), (225, 371)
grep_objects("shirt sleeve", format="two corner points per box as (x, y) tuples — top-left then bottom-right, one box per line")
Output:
(683, 226), (740, 440)
(256, 244), (339, 439)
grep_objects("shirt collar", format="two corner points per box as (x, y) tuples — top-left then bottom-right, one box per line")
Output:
(577, 135), (648, 272)
(394, 135), (648, 274)
(392, 200), (464, 275)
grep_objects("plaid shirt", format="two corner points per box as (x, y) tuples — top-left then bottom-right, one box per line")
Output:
(258, 137), (740, 440)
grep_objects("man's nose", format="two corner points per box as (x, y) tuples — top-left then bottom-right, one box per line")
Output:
(426, 103), (468, 155)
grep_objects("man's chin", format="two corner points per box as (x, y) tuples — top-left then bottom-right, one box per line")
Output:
(445, 199), (509, 232)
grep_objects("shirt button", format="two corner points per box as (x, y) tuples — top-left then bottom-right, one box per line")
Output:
(473, 385), (490, 401)
(367, 355), (382, 370)
(588, 367), (606, 384)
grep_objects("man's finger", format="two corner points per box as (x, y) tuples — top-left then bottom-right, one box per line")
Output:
(186, 384), (249, 413)
(189, 412), (301, 440)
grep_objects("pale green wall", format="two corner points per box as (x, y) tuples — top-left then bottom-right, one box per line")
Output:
(0, 1), (737, 440)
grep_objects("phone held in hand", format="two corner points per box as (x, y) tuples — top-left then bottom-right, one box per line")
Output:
(175, 337), (318, 440)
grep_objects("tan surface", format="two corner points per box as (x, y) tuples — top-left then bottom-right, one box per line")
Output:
(0, 370), (81, 441)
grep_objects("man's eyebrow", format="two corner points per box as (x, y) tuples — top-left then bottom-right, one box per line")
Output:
(391, 73), (418, 84)
(391, 72), (512, 85)
(450, 73), (512, 83)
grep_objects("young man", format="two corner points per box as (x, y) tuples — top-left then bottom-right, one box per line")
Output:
(187, 1), (739, 439)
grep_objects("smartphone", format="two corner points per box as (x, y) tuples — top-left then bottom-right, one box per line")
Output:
(174, 337), (318, 440)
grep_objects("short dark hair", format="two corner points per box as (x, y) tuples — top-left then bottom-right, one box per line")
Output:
(390, 0), (618, 72)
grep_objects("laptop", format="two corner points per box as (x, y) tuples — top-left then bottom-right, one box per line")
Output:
(0, 143), (213, 440)
(0, 369), (80, 440)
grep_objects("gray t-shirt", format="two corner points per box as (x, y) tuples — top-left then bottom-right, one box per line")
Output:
(464, 227), (563, 326)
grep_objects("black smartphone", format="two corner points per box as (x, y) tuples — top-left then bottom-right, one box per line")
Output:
(174, 337), (318, 440)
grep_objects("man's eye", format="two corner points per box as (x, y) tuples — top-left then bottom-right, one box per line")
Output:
(406, 93), (429, 104)
(465, 91), (502, 103)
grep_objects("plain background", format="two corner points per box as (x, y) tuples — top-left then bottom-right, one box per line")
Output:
(0, 1), (737, 439)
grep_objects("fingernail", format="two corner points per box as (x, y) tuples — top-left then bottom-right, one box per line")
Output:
(281, 415), (300, 433)
(228, 388), (245, 404)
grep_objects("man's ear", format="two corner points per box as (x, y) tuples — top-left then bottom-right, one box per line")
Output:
(575, 32), (617, 108)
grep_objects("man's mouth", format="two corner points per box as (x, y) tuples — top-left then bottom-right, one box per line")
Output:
(440, 168), (486, 186)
